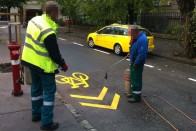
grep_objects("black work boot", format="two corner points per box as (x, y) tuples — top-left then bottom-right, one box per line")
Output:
(128, 98), (141, 103)
(32, 116), (41, 122)
(126, 93), (133, 98)
(40, 122), (59, 130)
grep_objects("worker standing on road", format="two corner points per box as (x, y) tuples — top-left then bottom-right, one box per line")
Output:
(21, 1), (68, 130)
(128, 25), (148, 103)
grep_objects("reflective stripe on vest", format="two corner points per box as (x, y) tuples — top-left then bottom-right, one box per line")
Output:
(24, 42), (49, 57)
(26, 33), (45, 48)
(22, 15), (58, 73)
(37, 28), (54, 41)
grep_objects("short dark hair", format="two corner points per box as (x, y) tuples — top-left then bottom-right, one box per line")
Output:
(43, 1), (59, 14)
(130, 25), (139, 33)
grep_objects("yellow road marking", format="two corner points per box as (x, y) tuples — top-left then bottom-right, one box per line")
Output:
(55, 72), (89, 88)
(70, 87), (108, 100)
(79, 94), (120, 110)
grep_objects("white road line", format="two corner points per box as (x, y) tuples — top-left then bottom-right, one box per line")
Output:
(0, 26), (7, 29)
(93, 49), (110, 54)
(126, 59), (155, 68)
(144, 64), (154, 68)
(73, 42), (84, 46)
(188, 78), (196, 82)
(58, 38), (66, 41)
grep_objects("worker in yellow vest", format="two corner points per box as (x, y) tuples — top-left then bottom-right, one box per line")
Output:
(21, 1), (68, 130)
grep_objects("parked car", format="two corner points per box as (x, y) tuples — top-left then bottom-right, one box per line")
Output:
(87, 23), (154, 55)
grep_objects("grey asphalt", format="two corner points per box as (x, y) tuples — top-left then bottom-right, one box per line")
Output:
(58, 26), (196, 66)
(55, 37), (196, 131)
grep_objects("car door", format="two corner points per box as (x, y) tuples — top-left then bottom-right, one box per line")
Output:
(105, 27), (119, 49)
(95, 27), (114, 48)
(116, 28), (130, 52)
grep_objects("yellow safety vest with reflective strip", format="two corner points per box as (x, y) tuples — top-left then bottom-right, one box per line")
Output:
(22, 14), (58, 73)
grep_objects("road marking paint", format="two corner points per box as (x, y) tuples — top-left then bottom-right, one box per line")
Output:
(73, 42), (84, 46)
(70, 87), (108, 100)
(144, 64), (154, 68)
(55, 72), (89, 88)
(58, 38), (66, 41)
(126, 59), (130, 61)
(188, 78), (196, 82)
(80, 93), (120, 110)
(157, 68), (162, 71)
(93, 49), (110, 54)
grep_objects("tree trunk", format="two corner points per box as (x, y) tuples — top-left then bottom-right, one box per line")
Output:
(184, 14), (191, 58)
(176, 0), (195, 58)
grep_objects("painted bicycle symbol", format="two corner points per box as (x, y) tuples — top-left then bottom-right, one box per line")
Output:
(55, 72), (89, 88)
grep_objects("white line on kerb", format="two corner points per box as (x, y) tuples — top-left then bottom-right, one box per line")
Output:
(188, 78), (196, 82)
(58, 38), (66, 41)
(73, 42), (84, 46)
(144, 64), (154, 68)
(93, 49), (110, 54)
(0, 26), (7, 29)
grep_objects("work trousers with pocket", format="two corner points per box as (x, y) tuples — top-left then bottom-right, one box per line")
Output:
(130, 64), (144, 101)
(30, 69), (56, 126)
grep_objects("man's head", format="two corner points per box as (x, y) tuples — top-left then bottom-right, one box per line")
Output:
(43, 1), (59, 21)
(128, 25), (140, 41)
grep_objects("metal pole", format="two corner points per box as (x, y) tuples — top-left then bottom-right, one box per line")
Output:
(8, 25), (12, 43)
(14, 15), (18, 42)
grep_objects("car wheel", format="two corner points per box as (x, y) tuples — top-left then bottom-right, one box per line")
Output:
(88, 38), (95, 48)
(114, 44), (122, 55)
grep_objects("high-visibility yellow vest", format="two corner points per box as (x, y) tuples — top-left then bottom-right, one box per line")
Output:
(22, 14), (58, 73)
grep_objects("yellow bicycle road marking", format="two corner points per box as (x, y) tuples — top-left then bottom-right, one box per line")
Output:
(55, 72), (89, 88)
(80, 94), (120, 110)
(70, 87), (108, 100)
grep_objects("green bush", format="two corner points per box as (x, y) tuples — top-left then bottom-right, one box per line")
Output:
(189, 12), (196, 56)
(57, 18), (65, 26)
(165, 25), (183, 35)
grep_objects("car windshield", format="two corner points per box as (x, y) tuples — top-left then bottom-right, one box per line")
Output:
(97, 26), (128, 36)
(139, 28), (152, 36)
(98, 27), (114, 34)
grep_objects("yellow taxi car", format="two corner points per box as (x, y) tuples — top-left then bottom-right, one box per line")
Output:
(87, 24), (154, 55)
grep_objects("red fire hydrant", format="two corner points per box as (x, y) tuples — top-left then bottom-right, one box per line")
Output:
(8, 41), (23, 96)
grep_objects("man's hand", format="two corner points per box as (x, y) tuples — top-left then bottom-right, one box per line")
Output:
(61, 64), (68, 72)
(133, 64), (138, 68)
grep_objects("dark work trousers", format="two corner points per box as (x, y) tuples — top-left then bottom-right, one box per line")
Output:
(30, 70), (56, 126)
(130, 64), (144, 101)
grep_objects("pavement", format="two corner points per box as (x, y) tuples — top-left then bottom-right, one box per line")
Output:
(0, 72), (91, 131)
(0, 28), (90, 131)
(0, 25), (195, 131)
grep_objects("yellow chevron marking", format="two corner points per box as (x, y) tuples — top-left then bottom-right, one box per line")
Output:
(79, 94), (120, 110)
(70, 87), (108, 100)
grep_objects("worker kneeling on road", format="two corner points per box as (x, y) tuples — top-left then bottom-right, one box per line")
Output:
(21, 1), (68, 130)
(128, 25), (148, 103)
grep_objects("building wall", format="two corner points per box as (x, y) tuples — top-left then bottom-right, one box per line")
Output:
(157, 0), (180, 12)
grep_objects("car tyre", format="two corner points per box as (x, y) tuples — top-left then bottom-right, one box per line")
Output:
(88, 38), (95, 48)
(114, 44), (122, 55)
